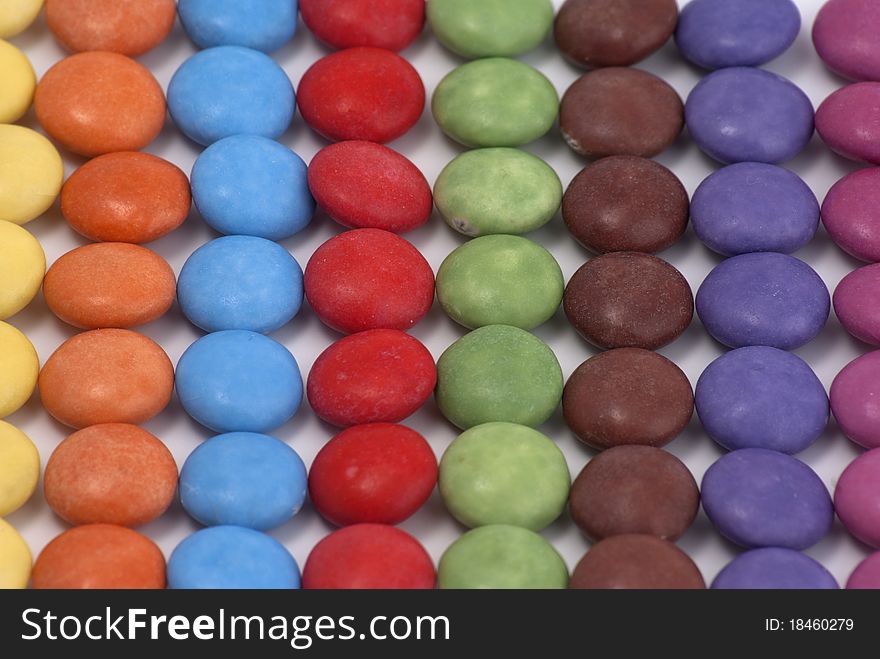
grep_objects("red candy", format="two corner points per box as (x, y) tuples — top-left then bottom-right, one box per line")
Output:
(309, 423), (438, 526)
(305, 228), (434, 334)
(302, 524), (436, 589)
(300, 0), (425, 52)
(308, 141), (432, 233)
(307, 329), (436, 427)
(297, 47), (425, 143)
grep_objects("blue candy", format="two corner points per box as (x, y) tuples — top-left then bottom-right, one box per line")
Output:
(167, 526), (300, 589)
(191, 135), (314, 240)
(178, 236), (303, 334)
(168, 46), (294, 146)
(178, 0), (298, 53)
(176, 330), (302, 433)
(180, 432), (307, 531)
(712, 548), (838, 590)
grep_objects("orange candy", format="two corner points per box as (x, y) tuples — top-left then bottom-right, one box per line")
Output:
(44, 423), (178, 527)
(44, 243), (176, 329)
(46, 0), (176, 57)
(39, 329), (174, 429)
(61, 152), (191, 243)
(32, 524), (166, 589)
(35, 52), (166, 157)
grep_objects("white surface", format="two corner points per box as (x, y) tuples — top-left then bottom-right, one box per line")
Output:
(5, 0), (873, 587)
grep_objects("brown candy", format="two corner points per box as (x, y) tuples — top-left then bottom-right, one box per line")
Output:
(569, 445), (699, 540)
(560, 68), (683, 159)
(554, 0), (678, 68)
(563, 348), (694, 450)
(569, 534), (705, 589)
(563, 156), (689, 254)
(563, 252), (693, 350)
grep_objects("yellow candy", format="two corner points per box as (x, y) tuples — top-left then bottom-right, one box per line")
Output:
(0, 420), (39, 516)
(0, 124), (64, 225)
(0, 518), (31, 588)
(0, 221), (45, 320)
(0, 0), (43, 39)
(0, 40), (35, 123)
(0, 321), (38, 417)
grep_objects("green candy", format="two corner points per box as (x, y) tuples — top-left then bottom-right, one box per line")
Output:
(435, 324), (563, 429)
(439, 422), (570, 530)
(434, 148), (562, 236)
(438, 525), (569, 589)
(432, 59), (558, 147)
(436, 235), (563, 330)
(427, 0), (555, 59)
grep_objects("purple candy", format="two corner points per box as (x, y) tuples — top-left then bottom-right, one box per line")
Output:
(691, 163), (819, 256)
(696, 252), (830, 350)
(685, 67), (814, 164)
(701, 448), (834, 549)
(847, 552), (880, 589)
(675, 0), (801, 70)
(695, 346), (828, 454)
(712, 548), (838, 589)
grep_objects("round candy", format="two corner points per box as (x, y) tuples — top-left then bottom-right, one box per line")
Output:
(44, 424), (177, 527)
(570, 446), (698, 542)
(675, 0), (800, 70)
(813, 0), (880, 82)
(168, 46), (294, 146)
(39, 329), (173, 429)
(564, 252), (693, 350)
(432, 58), (558, 148)
(308, 141), (431, 233)
(191, 135), (313, 241)
(298, 47), (424, 143)
(61, 152), (191, 244)
(712, 548), (838, 590)
(570, 535), (705, 589)
(304, 229), (434, 334)
(835, 449), (880, 548)
(0, 221), (44, 320)
(554, 0), (676, 68)
(168, 526), (299, 589)
(0, 421), (39, 517)
(33, 524), (165, 589)
(0, 39), (35, 124)
(178, 0), (297, 53)
(696, 347), (828, 454)
(691, 162), (819, 256)
(847, 553), (880, 589)
(46, 0), (176, 56)
(303, 525), (434, 589)
(180, 432), (307, 531)
(436, 235), (563, 330)
(307, 329), (435, 427)
(817, 83), (880, 165)
(0, 125), (63, 225)
(696, 252), (830, 350)
(439, 422), (569, 531)
(0, 0), (43, 38)
(435, 325), (562, 430)
(300, 0), (424, 51)
(308, 423), (437, 527)
(176, 331), (302, 434)
(685, 67), (814, 164)
(0, 321), (38, 418)
(0, 519), (31, 589)
(562, 156), (688, 254)
(563, 348), (694, 450)
(836, 265), (880, 345)
(178, 236), (303, 334)
(701, 448), (833, 549)
(428, 0), (553, 58)
(560, 68), (683, 159)
(822, 168), (880, 262)
(434, 148), (561, 237)
(831, 352), (880, 449)
(44, 243), (175, 329)
(35, 52), (165, 157)
(438, 525), (568, 589)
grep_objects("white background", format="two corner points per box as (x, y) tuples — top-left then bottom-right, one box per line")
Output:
(6, 0), (874, 587)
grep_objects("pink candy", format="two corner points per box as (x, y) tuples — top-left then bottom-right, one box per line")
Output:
(822, 168), (880, 262)
(813, 0), (880, 82)
(847, 552), (880, 589)
(831, 352), (880, 449)
(834, 264), (880, 345)
(834, 448), (880, 548)
(816, 83), (880, 165)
